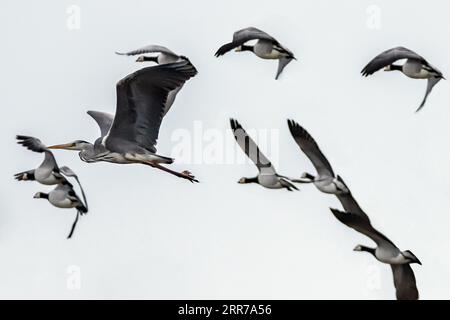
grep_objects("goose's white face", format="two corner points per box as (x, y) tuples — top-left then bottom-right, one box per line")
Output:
(353, 245), (363, 252)
(238, 177), (246, 184)
(235, 46), (243, 52)
(384, 65), (392, 71)
(33, 192), (44, 199)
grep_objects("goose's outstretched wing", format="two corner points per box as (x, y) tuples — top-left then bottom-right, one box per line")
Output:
(287, 120), (334, 177)
(116, 45), (178, 58)
(215, 27), (277, 57)
(361, 47), (426, 76)
(330, 208), (397, 249)
(391, 264), (419, 300)
(416, 77), (442, 112)
(230, 119), (276, 174)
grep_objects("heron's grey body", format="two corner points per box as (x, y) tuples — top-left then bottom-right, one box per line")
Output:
(215, 27), (296, 79)
(287, 120), (349, 195)
(361, 46), (444, 112)
(230, 119), (298, 191)
(331, 187), (420, 300)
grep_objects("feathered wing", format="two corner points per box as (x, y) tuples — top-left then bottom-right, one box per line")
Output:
(276, 56), (294, 79)
(16, 135), (60, 173)
(416, 76), (442, 112)
(330, 208), (397, 250)
(215, 27), (276, 57)
(391, 264), (419, 300)
(87, 111), (114, 138)
(230, 119), (276, 174)
(107, 60), (197, 153)
(287, 120), (334, 177)
(116, 45), (178, 58)
(361, 47), (426, 76)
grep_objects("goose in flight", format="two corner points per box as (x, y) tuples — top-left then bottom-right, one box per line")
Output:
(53, 60), (198, 182)
(215, 27), (296, 79)
(34, 178), (88, 239)
(230, 119), (298, 191)
(116, 45), (192, 116)
(287, 120), (349, 195)
(49, 111), (114, 163)
(331, 188), (420, 300)
(361, 46), (444, 112)
(15, 135), (72, 186)
(116, 44), (185, 64)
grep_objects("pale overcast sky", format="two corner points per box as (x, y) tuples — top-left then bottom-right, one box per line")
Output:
(1, 0), (450, 299)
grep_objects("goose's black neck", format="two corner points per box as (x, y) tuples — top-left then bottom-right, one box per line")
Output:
(246, 177), (258, 183)
(360, 245), (376, 256)
(241, 45), (254, 52)
(390, 64), (403, 71)
(142, 56), (158, 63)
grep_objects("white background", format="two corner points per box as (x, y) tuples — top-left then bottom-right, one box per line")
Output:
(1, 0), (449, 299)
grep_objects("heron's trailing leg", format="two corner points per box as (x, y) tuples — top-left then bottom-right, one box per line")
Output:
(146, 162), (199, 183)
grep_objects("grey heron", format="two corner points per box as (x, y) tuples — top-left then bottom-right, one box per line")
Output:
(215, 27), (296, 79)
(230, 119), (298, 191)
(287, 120), (349, 195)
(361, 46), (444, 112)
(50, 60), (199, 182)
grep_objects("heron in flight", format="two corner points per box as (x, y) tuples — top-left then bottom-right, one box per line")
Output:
(49, 60), (199, 182)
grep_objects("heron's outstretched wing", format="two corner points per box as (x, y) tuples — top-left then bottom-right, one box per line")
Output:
(287, 120), (334, 177)
(107, 60), (197, 153)
(87, 111), (114, 138)
(391, 264), (419, 300)
(361, 47), (426, 76)
(416, 77), (442, 112)
(230, 119), (276, 174)
(215, 27), (277, 57)
(116, 45), (178, 58)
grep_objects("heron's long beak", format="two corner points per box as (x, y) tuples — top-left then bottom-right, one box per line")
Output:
(48, 143), (75, 150)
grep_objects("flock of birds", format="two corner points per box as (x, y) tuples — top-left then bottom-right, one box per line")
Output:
(15, 27), (445, 300)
